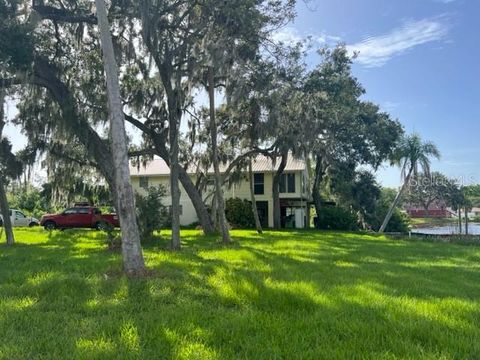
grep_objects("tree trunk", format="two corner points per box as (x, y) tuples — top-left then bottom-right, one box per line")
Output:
(0, 90), (14, 245)
(208, 66), (230, 243)
(177, 165), (214, 234)
(458, 208), (462, 235)
(139, 19), (181, 248)
(150, 138), (215, 234)
(379, 167), (413, 233)
(169, 119), (181, 250)
(249, 158), (263, 234)
(211, 193), (218, 231)
(163, 92), (181, 250)
(272, 152), (288, 229)
(0, 176), (14, 246)
(465, 206), (469, 235)
(312, 154), (324, 229)
(95, 0), (145, 274)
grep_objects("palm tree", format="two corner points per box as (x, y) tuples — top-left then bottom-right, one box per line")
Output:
(445, 181), (470, 235)
(379, 133), (440, 233)
(95, 0), (145, 274)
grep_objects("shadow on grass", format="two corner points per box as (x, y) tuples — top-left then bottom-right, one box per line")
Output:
(1, 228), (480, 358)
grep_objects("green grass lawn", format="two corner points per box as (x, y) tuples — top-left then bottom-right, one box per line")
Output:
(410, 217), (457, 228)
(1, 228), (480, 359)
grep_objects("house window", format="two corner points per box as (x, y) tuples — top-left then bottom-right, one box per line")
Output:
(254, 173), (264, 195)
(279, 173), (296, 193)
(139, 177), (149, 189)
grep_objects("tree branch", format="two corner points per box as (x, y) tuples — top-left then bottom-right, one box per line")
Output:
(49, 147), (98, 168)
(32, 56), (116, 188)
(223, 146), (277, 180)
(33, 4), (97, 24)
(0, 78), (25, 88)
(128, 149), (156, 158)
(123, 113), (150, 133)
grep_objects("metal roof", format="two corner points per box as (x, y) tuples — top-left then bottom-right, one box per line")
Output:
(130, 153), (306, 177)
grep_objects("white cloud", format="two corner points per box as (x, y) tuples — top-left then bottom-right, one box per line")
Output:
(382, 101), (401, 112)
(271, 27), (303, 45)
(271, 27), (342, 47)
(316, 33), (342, 44)
(347, 16), (451, 67)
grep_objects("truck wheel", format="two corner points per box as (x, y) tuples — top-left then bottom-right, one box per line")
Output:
(44, 221), (56, 231)
(29, 222), (38, 227)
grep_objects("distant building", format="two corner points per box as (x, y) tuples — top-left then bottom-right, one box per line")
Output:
(466, 207), (480, 219)
(130, 154), (310, 228)
(405, 200), (453, 218)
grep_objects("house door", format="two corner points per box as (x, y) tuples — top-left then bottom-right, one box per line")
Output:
(280, 206), (287, 228)
(256, 201), (269, 228)
(281, 206), (296, 228)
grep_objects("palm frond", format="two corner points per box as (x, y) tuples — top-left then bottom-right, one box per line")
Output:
(395, 133), (440, 183)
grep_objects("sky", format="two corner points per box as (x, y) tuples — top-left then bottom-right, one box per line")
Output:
(4, 0), (480, 187)
(278, 0), (480, 187)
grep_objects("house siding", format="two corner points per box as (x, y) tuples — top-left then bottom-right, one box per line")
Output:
(131, 175), (199, 226)
(131, 169), (309, 228)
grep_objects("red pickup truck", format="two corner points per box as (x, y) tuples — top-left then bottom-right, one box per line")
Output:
(40, 207), (119, 230)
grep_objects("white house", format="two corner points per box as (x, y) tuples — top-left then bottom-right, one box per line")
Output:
(130, 154), (311, 228)
(465, 207), (480, 219)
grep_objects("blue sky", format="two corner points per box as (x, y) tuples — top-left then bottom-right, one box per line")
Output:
(277, 0), (479, 187)
(5, 0), (480, 187)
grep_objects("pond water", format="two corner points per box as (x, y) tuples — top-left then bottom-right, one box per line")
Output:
(412, 223), (480, 235)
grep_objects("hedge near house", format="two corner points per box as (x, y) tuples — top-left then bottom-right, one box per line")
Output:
(225, 198), (255, 229)
(135, 186), (168, 239)
(316, 206), (359, 231)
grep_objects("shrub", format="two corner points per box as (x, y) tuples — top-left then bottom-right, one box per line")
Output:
(7, 186), (51, 219)
(382, 210), (410, 233)
(369, 191), (411, 233)
(135, 185), (168, 239)
(225, 198), (254, 228)
(316, 206), (358, 231)
(104, 228), (122, 251)
(185, 221), (200, 229)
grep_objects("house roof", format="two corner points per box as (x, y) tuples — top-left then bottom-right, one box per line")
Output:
(130, 154), (306, 177)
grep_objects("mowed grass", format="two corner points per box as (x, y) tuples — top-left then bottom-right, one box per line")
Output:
(1, 229), (480, 359)
(410, 217), (457, 228)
